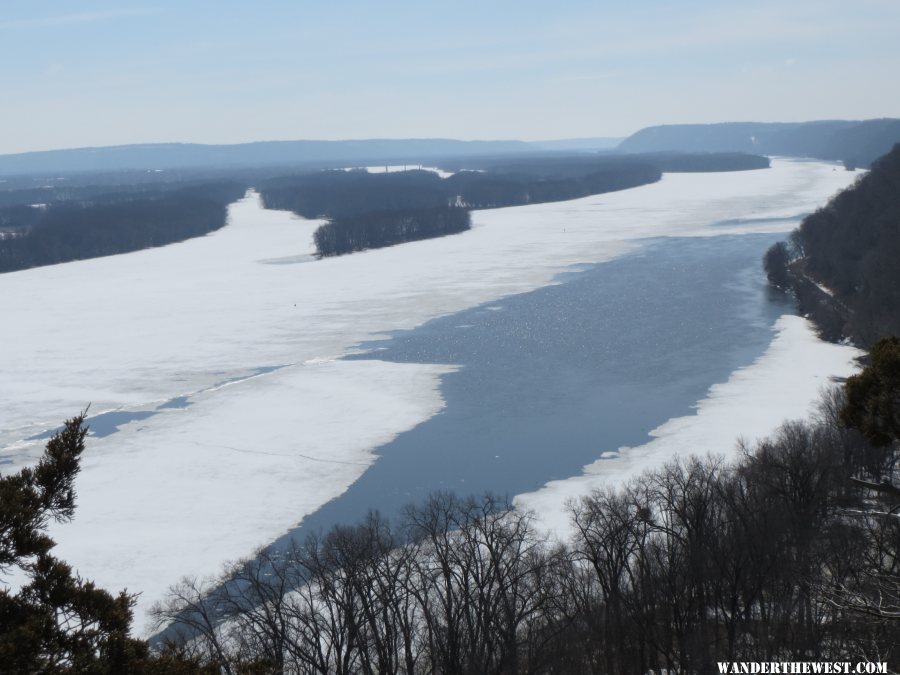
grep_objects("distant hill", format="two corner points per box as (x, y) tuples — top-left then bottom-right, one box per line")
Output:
(529, 137), (623, 151)
(5, 122), (896, 176)
(4, 120), (897, 177)
(822, 119), (900, 169)
(618, 119), (900, 167)
(0, 139), (535, 176)
(620, 121), (818, 154)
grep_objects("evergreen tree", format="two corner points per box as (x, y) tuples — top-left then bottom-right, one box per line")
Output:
(842, 336), (900, 447)
(0, 414), (213, 673)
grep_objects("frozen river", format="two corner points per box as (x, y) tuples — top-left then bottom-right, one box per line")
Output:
(0, 159), (861, 629)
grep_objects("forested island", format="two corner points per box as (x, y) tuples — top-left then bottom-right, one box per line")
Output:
(0, 182), (247, 273)
(313, 207), (471, 257)
(259, 158), (662, 257)
(765, 143), (900, 345)
(257, 157), (668, 215)
(259, 153), (768, 257)
(258, 159), (666, 257)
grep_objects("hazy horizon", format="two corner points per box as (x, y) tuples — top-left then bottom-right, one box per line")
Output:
(0, 124), (887, 158)
(2, 0), (899, 155)
(0, 135), (620, 156)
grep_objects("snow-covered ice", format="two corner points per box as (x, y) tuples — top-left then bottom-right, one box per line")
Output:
(70, 358), (452, 630)
(0, 159), (860, 629)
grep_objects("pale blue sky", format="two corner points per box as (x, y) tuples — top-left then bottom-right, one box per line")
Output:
(1, 0), (898, 154)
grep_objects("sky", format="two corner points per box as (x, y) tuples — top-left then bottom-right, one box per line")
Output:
(1, 0), (898, 155)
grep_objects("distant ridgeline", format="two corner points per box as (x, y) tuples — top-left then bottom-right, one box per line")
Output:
(0, 181), (247, 273)
(764, 143), (900, 346)
(0, 139), (536, 175)
(619, 118), (900, 169)
(259, 153), (769, 257)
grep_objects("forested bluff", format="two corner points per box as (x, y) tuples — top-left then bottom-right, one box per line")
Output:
(764, 143), (900, 347)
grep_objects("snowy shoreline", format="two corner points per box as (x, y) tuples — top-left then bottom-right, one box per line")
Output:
(0, 160), (860, 629)
(515, 314), (862, 536)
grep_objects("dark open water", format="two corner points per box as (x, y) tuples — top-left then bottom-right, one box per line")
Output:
(269, 232), (793, 543)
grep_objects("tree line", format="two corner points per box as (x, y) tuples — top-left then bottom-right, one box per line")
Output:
(437, 152), (770, 175)
(631, 151), (771, 172)
(257, 160), (664, 218)
(146, 346), (900, 674)
(0, 182), (247, 273)
(258, 170), (447, 219)
(314, 207), (471, 257)
(442, 163), (661, 209)
(0, 151), (767, 268)
(764, 143), (900, 346)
